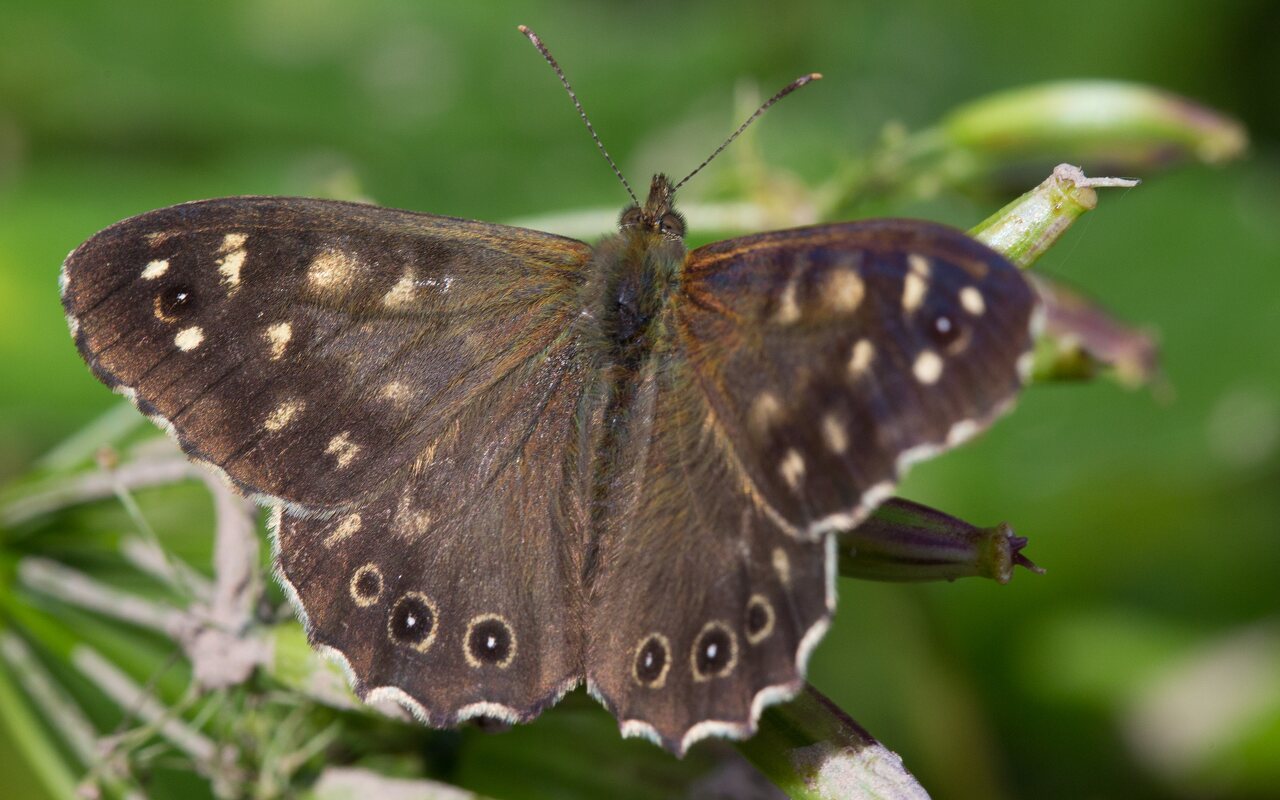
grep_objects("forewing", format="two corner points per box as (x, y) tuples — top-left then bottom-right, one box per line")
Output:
(585, 354), (832, 755)
(678, 219), (1037, 537)
(61, 197), (592, 510)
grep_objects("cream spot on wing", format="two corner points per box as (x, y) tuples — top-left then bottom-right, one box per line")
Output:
(779, 448), (806, 490)
(395, 491), (432, 536)
(308, 250), (359, 292)
(908, 253), (931, 277)
(379, 381), (411, 404)
(141, 259), (169, 280)
(325, 431), (361, 468)
(216, 233), (247, 293)
(264, 322), (292, 360)
(774, 279), (801, 325)
(324, 513), (362, 547)
(221, 232), (248, 250)
(264, 399), (305, 432)
(847, 339), (875, 378)
(826, 268), (865, 313)
(772, 547), (791, 586)
(749, 391), (784, 436)
(903, 271), (928, 312)
(174, 326), (204, 351)
(913, 350), (944, 384)
(822, 413), (848, 455)
(382, 271), (416, 308)
(960, 286), (986, 315)
(404, 510), (432, 535)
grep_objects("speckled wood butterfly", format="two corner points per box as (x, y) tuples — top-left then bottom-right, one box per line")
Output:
(60, 28), (1036, 755)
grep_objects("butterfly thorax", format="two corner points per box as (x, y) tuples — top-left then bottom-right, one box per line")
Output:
(589, 174), (687, 370)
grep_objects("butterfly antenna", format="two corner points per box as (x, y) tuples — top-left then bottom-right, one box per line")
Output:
(518, 25), (638, 206)
(674, 72), (822, 191)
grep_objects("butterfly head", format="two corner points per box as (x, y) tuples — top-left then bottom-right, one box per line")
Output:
(619, 174), (686, 241)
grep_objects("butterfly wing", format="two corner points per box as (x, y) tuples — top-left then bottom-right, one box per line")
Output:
(274, 331), (596, 724)
(585, 219), (1036, 753)
(62, 197), (591, 510)
(677, 219), (1038, 537)
(584, 345), (833, 756)
(63, 197), (595, 722)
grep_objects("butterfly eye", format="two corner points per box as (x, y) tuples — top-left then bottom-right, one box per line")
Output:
(658, 212), (685, 237)
(632, 634), (671, 688)
(466, 614), (516, 668)
(620, 207), (643, 227)
(154, 284), (197, 322)
(691, 621), (738, 681)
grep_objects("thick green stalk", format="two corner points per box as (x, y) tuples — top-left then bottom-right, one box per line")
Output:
(737, 686), (929, 800)
(970, 163), (1135, 269)
(838, 498), (1039, 584)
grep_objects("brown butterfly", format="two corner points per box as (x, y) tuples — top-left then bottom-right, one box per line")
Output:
(59, 27), (1036, 755)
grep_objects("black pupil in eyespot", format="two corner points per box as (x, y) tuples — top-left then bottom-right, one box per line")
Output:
(636, 638), (666, 683)
(159, 284), (196, 318)
(390, 597), (433, 643)
(355, 571), (379, 598)
(747, 602), (769, 635)
(469, 619), (511, 664)
(928, 312), (960, 347)
(695, 629), (732, 674)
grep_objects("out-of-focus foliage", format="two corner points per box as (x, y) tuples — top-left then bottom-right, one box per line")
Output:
(1, 1), (1277, 798)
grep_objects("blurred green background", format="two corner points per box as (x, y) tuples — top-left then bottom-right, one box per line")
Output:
(2, 1), (1278, 798)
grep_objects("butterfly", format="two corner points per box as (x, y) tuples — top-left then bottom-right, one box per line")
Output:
(59, 29), (1037, 756)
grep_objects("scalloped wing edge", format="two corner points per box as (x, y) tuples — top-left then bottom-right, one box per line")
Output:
(266, 506), (584, 727)
(587, 533), (837, 757)
(269, 503), (838, 754)
(805, 300), (1045, 538)
(61, 254), (345, 520)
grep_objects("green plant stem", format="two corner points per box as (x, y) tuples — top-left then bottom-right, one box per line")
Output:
(0, 636), (82, 800)
(969, 163), (1135, 269)
(838, 498), (1039, 584)
(736, 685), (929, 800)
